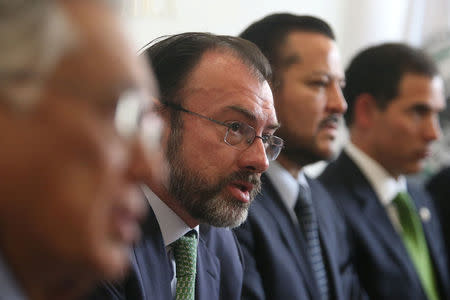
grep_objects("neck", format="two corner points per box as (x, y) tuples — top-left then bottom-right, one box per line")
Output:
(350, 129), (369, 157)
(146, 180), (199, 228)
(350, 133), (401, 179)
(277, 154), (303, 179)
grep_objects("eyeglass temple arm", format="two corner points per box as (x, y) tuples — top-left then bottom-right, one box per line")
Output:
(161, 100), (231, 128)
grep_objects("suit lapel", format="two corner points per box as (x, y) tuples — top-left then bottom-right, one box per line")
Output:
(408, 184), (449, 295)
(195, 237), (220, 300)
(259, 175), (321, 299)
(340, 152), (421, 284)
(132, 205), (173, 300)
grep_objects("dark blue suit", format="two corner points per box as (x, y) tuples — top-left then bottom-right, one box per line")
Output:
(233, 173), (365, 300)
(89, 204), (244, 300)
(427, 166), (450, 273)
(319, 151), (450, 300)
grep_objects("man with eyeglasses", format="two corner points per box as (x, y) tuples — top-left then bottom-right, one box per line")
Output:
(233, 14), (366, 299)
(0, 1), (161, 299)
(90, 32), (282, 300)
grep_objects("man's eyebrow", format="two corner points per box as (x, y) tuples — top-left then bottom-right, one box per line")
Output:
(280, 54), (302, 68)
(225, 105), (281, 130)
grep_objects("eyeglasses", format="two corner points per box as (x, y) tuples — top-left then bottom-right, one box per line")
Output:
(1, 70), (153, 142)
(114, 89), (149, 139)
(165, 102), (284, 161)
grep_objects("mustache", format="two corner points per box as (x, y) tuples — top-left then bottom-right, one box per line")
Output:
(319, 114), (340, 128)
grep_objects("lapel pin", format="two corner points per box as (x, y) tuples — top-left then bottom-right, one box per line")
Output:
(419, 207), (431, 222)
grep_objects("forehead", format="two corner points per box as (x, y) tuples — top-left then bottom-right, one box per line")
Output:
(393, 73), (445, 109)
(181, 51), (276, 121)
(279, 31), (342, 75)
(58, 1), (155, 98)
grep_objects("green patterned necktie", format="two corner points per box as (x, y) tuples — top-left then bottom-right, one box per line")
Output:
(393, 192), (439, 300)
(173, 231), (198, 300)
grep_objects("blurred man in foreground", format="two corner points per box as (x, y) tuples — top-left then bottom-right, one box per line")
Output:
(0, 0), (160, 299)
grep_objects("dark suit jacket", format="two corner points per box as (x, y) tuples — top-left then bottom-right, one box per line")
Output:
(233, 173), (365, 300)
(320, 151), (450, 300)
(89, 204), (244, 300)
(427, 166), (450, 273)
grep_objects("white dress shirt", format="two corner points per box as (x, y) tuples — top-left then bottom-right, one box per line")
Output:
(345, 142), (407, 232)
(141, 185), (199, 299)
(266, 161), (310, 224)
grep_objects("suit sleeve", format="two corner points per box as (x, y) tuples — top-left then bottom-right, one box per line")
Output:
(233, 218), (266, 300)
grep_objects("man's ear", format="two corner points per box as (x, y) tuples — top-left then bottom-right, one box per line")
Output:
(353, 93), (380, 129)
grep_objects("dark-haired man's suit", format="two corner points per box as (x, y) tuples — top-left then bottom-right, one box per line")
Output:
(89, 192), (244, 300)
(319, 151), (450, 300)
(427, 166), (450, 274)
(233, 171), (365, 300)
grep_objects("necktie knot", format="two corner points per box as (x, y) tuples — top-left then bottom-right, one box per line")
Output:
(294, 183), (313, 218)
(172, 231), (198, 300)
(393, 192), (421, 242)
(173, 232), (198, 276)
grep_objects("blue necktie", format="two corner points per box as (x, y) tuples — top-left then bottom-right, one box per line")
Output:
(294, 183), (329, 300)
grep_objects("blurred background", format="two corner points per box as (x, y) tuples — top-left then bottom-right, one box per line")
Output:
(120, 0), (450, 179)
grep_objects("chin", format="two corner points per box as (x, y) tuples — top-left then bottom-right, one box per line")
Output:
(403, 164), (423, 175)
(394, 159), (423, 175)
(90, 244), (131, 281)
(315, 146), (335, 161)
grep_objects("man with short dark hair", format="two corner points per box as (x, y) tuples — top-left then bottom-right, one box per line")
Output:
(233, 13), (365, 300)
(320, 43), (450, 300)
(0, 0), (160, 299)
(91, 32), (282, 300)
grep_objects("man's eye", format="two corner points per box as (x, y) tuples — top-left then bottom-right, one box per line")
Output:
(308, 80), (328, 87)
(261, 134), (271, 143)
(229, 122), (242, 132)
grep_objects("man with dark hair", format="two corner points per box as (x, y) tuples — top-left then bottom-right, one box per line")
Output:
(233, 13), (365, 300)
(91, 32), (282, 300)
(0, 0), (160, 299)
(320, 43), (450, 300)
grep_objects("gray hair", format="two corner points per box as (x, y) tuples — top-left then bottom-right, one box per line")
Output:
(0, 0), (77, 110)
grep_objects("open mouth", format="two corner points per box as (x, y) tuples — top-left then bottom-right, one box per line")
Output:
(227, 181), (254, 203)
(232, 181), (253, 193)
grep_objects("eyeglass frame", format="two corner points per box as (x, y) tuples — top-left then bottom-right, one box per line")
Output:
(163, 101), (284, 161)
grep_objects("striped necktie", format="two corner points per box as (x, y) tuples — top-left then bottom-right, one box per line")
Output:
(294, 183), (329, 300)
(172, 231), (198, 300)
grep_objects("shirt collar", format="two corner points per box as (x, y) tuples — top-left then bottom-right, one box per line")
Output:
(141, 185), (199, 247)
(0, 252), (27, 300)
(266, 161), (309, 213)
(345, 142), (407, 205)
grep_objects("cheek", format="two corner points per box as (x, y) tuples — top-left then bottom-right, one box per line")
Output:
(277, 86), (325, 128)
(40, 122), (123, 233)
(385, 118), (417, 146)
(180, 125), (237, 176)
